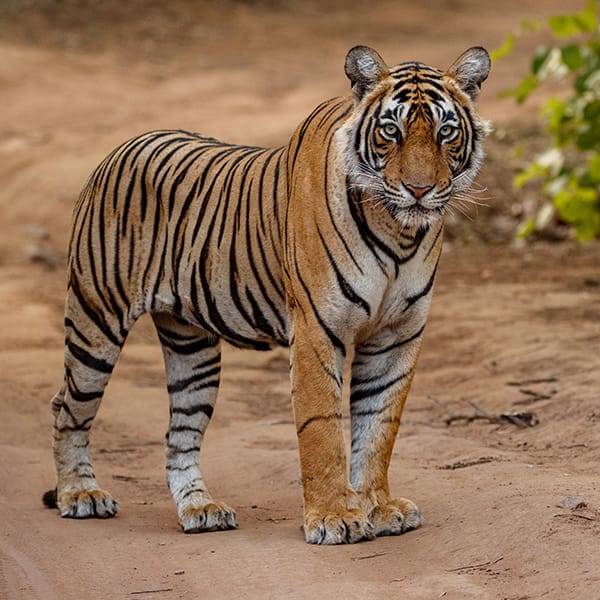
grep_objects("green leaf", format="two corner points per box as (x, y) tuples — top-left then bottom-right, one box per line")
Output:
(583, 98), (600, 121)
(519, 18), (543, 33)
(561, 44), (585, 70)
(532, 47), (551, 74)
(575, 73), (591, 94)
(507, 1), (600, 242)
(542, 97), (568, 134)
(549, 15), (581, 37)
(516, 217), (537, 239)
(586, 153), (600, 183)
(514, 162), (548, 188)
(574, 217), (600, 241)
(549, 1), (599, 37)
(553, 181), (600, 241)
(576, 125), (600, 150)
(574, 0), (599, 33)
(491, 33), (516, 62)
(514, 74), (540, 103)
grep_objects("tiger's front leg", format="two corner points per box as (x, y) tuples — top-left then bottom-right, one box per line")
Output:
(349, 326), (426, 536)
(290, 318), (375, 545)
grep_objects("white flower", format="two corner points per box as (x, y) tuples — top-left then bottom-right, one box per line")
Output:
(539, 47), (569, 80)
(536, 147), (564, 176)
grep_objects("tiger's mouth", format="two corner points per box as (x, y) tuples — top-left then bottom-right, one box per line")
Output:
(379, 181), (449, 228)
(382, 195), (446, 228)
(346, 167), (450, 228)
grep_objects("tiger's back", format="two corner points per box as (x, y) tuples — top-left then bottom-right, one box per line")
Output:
(70, 130), (291, 349)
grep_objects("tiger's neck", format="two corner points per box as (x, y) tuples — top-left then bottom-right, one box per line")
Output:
(283, 96), (445, 292)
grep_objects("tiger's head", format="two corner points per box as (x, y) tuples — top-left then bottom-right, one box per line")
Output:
(338, 45), (491, 229)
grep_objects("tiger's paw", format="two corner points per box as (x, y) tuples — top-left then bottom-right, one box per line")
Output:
(56, 487), (118, 519)
(179, 501), (238, 533)
(369, 497), (424, 537)
(303, 508), (375, 545)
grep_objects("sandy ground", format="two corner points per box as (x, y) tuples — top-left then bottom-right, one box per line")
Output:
(1, 1), (599, 598)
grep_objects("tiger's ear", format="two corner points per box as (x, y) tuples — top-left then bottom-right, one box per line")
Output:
(345, 46), (389, 102)
(447, 47), (491, 102)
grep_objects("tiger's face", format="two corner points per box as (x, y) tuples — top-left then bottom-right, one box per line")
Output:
(339, 46), (491, 228)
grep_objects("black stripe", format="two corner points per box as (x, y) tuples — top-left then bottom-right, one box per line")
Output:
(316, 226), (370, 316)
(347, 184), (398, 271)
(167, 366), (221, 394)
(293, 262), (346, 358)
(355, 324), (426, 357)
(242, 161), (286, 336)
(113, 224), (130, 310)
(169, 425), (201, 433)
(64, 317), (91, 346)
(140, 176), (166, 295)
(297, 413), (342, 435)
(67, 340), (114, 373)
(69, 275), (123, 347)
(350, 369), (411, 404)
(424, 225), (444, 261)
(171, 403), (215, 418)
(156, 331), (219, 356)
(84, 202), (112, 317)
(56, 400), (96, 429)
(245, 285), (276, 339)
(180, 486), (207, 500)
(120, 166), (138, 235)
(166, 169), (187, 219)
(127, 227), (136, 281)
(253, 233), (287, 330)
(321, 125), (365, 275)
(289, 99), (333, 173)
(256, 148), (277, 237)
(166, 464), (195, 472)
(171, 177), (201, 310)
(403, 254), (440, 311)
(66, 382), (103, 404)
(196, 221), (272, 349)
(151, 139), (191, 188)
(165, 445), (200, 454)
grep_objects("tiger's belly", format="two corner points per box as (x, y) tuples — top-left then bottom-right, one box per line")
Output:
(147, 217), (441, 352)
(150, 262), (291, 351)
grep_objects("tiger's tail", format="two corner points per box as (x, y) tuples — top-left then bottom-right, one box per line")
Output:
(42, 488), (58, 509)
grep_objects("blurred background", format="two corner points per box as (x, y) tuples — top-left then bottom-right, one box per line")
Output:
(2, 4), (599, 598)
(0, 0), (589, 265)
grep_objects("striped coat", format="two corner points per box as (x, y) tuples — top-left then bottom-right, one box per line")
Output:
(46, 45), (490, 544)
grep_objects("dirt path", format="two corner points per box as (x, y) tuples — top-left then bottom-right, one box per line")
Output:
(1, 2), (599, 599)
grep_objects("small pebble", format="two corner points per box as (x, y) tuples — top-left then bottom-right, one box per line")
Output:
(557, 495), (586, 510)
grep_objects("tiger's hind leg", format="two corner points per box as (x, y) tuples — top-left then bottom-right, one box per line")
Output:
(50, 291), (128, 518)
(152, 313), (237, 533)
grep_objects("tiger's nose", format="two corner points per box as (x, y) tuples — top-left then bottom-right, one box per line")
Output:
(403, 182), (434, 199)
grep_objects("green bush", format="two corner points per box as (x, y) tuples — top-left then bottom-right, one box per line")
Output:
(494, 0), (600, 241)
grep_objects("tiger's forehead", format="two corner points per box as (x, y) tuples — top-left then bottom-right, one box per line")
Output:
(379, 61), (457, 123)
(388, 62), (448, 98)
(390, 61), (443, 78)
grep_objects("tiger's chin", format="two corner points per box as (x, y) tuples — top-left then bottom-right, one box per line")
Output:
(386, 202), (444, 230)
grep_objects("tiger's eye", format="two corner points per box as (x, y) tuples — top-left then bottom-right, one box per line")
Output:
(381, 123), (399, 138)
(438, 124), (455, 137)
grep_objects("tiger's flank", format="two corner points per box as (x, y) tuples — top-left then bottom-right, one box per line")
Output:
(44, 45), (490, 544)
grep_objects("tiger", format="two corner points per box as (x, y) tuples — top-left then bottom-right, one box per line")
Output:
(43, 45), (490, 545)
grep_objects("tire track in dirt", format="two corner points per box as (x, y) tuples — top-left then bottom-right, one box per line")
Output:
(0, 543), (57, 600)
